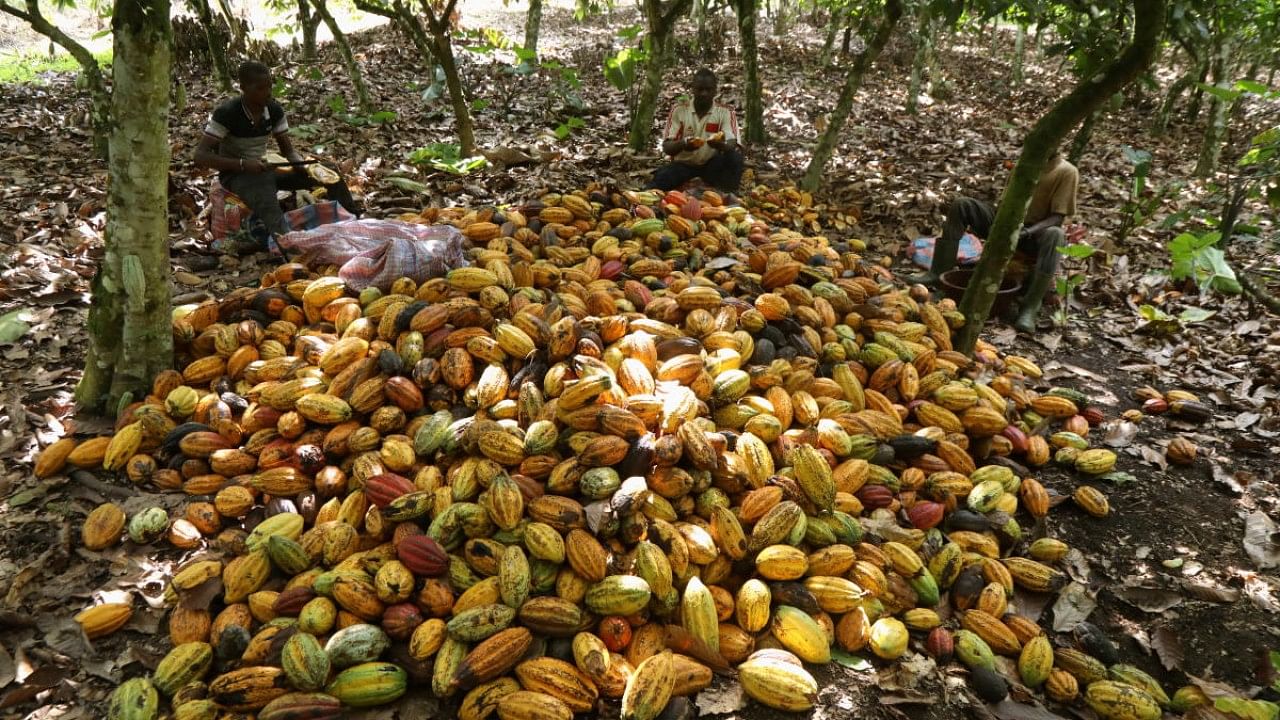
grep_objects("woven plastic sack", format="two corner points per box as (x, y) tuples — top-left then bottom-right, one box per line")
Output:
(276, 219), (467, 291)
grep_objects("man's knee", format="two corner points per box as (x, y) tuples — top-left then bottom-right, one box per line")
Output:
(1041, 226), (1065, 246)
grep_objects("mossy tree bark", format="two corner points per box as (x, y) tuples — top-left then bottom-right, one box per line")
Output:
(733, 0), (765, 144)
(954, 0), (1166, 354)
(906, 5), (935, 114)
(187, 0), (232, 89)
(423, 0), (475, 156)
(800, 0), (903, 192)
(525, 0), (543, 57)
(628, 0), (696, 152)
(1194, 35), (1233, 176)
(1153, 52), (1204, 136)
(312, 0), (374, 113)
(0, 0), (110, 157)
(76, 0), (174, 413)
(298, 0), (322, 62)
(1011, 22), (1026, 84)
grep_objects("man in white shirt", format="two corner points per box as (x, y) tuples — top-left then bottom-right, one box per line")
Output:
(647, 68), (744, 193)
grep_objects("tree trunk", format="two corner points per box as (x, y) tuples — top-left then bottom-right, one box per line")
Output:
(1, 0), (111, 157)
(1067, 108), (1099, 163)
(1194, 36), (1232, 177)
(954, 0), (1165, 354)
(77, 0), (173, 413)
(820, 11), (840, 66)
(695, 0), (710, 58)
(800, 0), (903, 192)
(734, 0), (765, 143)
(906, 7), (933, 114)
(215, 0), (248, 51)
(988, 16), (999, 57)
(424, 0), (474, 157)
(772, 0), (790, 35)
(312, 0), (374, 113)
(1185, 59), (1210, 122)
(354, 0), (436, 75)
(628, 0), (695, 152)
(188, 0), (232, 90)
(840, 23), (853, 55)
(298, 0), (321, 62)
(525, 0), (543, 56)
(1152, 59), (1199, 136)
(1011, 22), (1026, 84)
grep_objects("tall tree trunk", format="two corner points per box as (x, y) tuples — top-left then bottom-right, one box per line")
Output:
(954, 0), (1165, 354)
(800, 0), (903, 192)
(1194, 36), (1233, 177)
(298, 0), (321, 62)
(424, 0), (474, 157)
(906, 7), (934, 114)
(628, 0), (696, 152)
(1068, 108), (1100, 163)
(1152, 58), (1200, 136)
(525, 0), (543, 56)
(215, 0), (248, 51)
(1, 0), (110, 157)
(187, 0), (232, 89)
(1011, 22), (1026, 84)
(312, 0), (374, 113)
(840, 23), (853, 55)
(734, 0), (765, 143)
(1185, 59), (1210, 122)
(354, 0), (436, 76)
(77, 0), (173, 413)
(820, 11), (840, 65)
(695, 0), (710, 58)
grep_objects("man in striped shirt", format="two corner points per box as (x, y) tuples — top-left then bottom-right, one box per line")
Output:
(648, 68), (744, 194)
(194, 61), (359, 247)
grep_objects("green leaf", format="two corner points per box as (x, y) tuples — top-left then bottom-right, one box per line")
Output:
(1270, 651), (1280, 692)
(1178, 307), (1216, 323)
(1058, 243), (1097, 259)
(1214, 697), (1279, 720)
(830, 649), (873, 671)
(1138, 304), (1173, 323)
(1234, 80), (1271, 95)
(1197, 82), (1243, 103)
(554, 124), (571, 140)
(471, 99), (491, 112)
(1099, 471), (1138, 486)
(385, 176), (429, 193)
(0, 309), (31, 345)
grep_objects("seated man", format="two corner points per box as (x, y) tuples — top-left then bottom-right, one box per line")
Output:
(911, 150), (1079, 333)
(194, 61), (360, 249)
(648, 68), (745, 194)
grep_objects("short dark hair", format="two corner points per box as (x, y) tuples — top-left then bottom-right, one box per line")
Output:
(693, 68), (717, 84)
(238, 61), (271, 86)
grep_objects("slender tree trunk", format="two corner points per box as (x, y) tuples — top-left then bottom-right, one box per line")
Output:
(695, 0), (710, 58)
(734, 0), (765, 144)
(215, 0), (248, 51)
(1195, 36), (1233, 177)
(840, 24), (853, 55)
(312, 0), (373, 113)
(187, 0), (232, 89)
(1011, 22), (1026, 84)
(355, 0), (436, 75)
(1186, 59), (1210, 122)
(298, 0), (321, 62)
(1068, 109), (1100, 163)
(1152, 59), (1199, 136)
(424, 0), (474, 156)
(988, 16), (999, 57)
(525, 0), (543, 56)
(821, 11), (840, 65)
(77, 0), (173, 413)
(1, 0), (111, 157)
(800, 0), (903, 192)
(954, 0), (1165, 354)
(628, 0), (696, 152)
(906, 8), (934, 114)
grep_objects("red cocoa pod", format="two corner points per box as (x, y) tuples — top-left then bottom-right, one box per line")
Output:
(857, 485), (894, 510)
(365, 473), (415, 509)
(1001, 425), (1029, 454)
(926, 627), (954, 664)
(397, 535), (448, 577)
(1142, 398), (1169, 415)
(382, 602), (424, 641)
(906, 501), (945, 530)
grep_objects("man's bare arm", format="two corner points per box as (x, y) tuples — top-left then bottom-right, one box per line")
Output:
(275, 132), (306, 164)
(195, 134), (250, 172)
(1021, 213), (1064, 236)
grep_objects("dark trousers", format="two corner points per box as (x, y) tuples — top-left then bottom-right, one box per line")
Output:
(944, 196), (1064, 275)
(648, 149), (745, 193)
(223, 166), (359, 236)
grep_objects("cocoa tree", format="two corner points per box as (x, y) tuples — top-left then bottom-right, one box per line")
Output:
(628, 0), (696, 152)
(0, 0), (110, 156)
(186, 0), (233, 89)
(525, 0), (543, 57)
(954, 0), (1166, 354)
(311, 0), (375, 113)
(422, 0), (475, 157)
(731, 0), (765, 143)
(77, 0), (174, 412)
(354, 0), (438, 77)
(800, 0), (903, 192)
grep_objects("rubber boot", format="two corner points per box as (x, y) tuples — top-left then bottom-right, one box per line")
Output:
(1013, 271), (1054, 334)
(905, 232), (960, 287)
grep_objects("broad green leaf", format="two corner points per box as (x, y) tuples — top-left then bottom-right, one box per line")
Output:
(1100, 471), (1138, 486)
(1197, 82), (1243, 103)
(385, 177), (430, 193)
(1178, 307), (1215, 323)
(830, 649), (873, 671)
(1058, 243), (1097, 259)
(1213, 697), (1279, 720)
(1234, 80), (1272, 95)
(1138, 305), (1173, 323)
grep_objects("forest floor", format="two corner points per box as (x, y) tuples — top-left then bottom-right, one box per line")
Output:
(0, 4), (1278, 719)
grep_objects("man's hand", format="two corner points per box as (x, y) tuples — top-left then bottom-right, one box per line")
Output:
(243, 158), (269, 174)
(1018, 226), (1031, 241)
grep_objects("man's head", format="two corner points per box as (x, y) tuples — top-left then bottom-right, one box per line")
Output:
(238, 61), (272, 106)
(691, 68), (717, 113)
